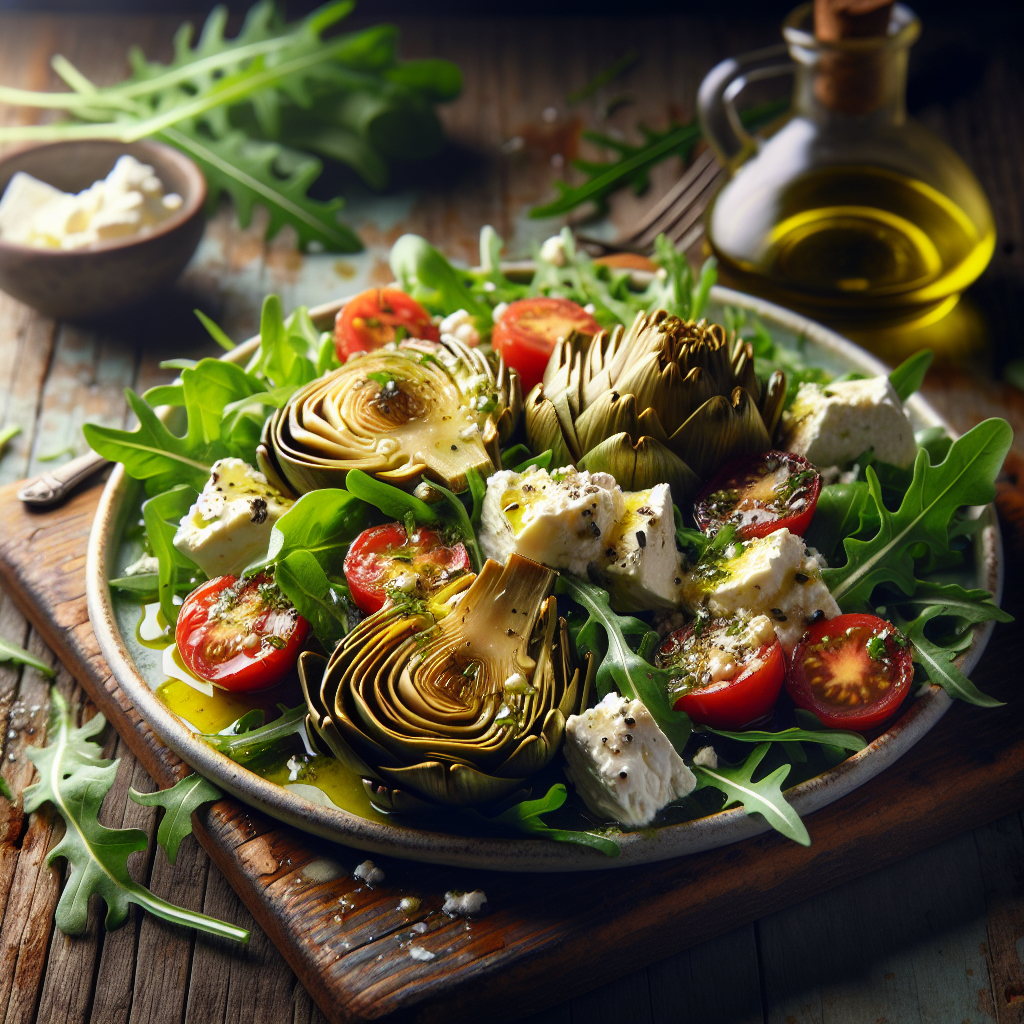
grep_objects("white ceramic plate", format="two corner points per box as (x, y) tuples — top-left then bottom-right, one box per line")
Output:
(85, 282), (1003, 871)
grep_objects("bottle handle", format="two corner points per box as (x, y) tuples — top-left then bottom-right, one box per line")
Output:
(697, 44), (793, 170)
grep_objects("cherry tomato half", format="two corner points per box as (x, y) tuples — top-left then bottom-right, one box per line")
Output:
(694, 451), (821, 540)
(492, 297), (601, 392)
(656, 616), (785, 730)
(175, 575), (309, 693)
(334, 288), (439, 362)
(786, 613), (914, 730)
(343, 522), (471, 614)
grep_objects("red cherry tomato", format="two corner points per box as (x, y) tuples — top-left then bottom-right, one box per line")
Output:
(492, 297), (602, 392)
(343, 522), (471, 614)
(656, 617), (785, 730)
(694, 451), (821, 540)
(786, 613), (914, 730)
(175, 575), (308, 693)
(334, 288), (439, 362)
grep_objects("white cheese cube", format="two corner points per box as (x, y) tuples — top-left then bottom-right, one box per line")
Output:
(173, 458), (292, 578)
(0, 172), (65, 244)
(600, 483), (683, 611)
(781, 376), (917, 469)
(564, 692), (696, 828)
(680, 528), (839, 652)
(480, 466), (624, 576)
(438, 309), (481, 347)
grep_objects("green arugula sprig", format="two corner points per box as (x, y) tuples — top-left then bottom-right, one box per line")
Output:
(474, 784), (620, 857)
(0, 637), (55, 678)
(129, 774), (223, 865)
(692, 743), (810, 847)
(559, 575), (691, 754)
(198, 703), (308, 764)
(24, 692), (247, 942)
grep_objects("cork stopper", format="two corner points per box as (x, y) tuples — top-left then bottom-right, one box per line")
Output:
(813, 0), (895, 114)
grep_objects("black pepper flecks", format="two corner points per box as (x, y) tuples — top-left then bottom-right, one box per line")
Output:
(249, 497), (268, 524)
(636, 530), (647, 548)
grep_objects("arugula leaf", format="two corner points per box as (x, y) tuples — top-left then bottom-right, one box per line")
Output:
(889, 581), (1013, 626)
(0, 777), (11, 802)
(702, 725), (867, 752)
(275, 551), (351, 647)
(896, 608), (1003, 707)
(693, 743), (810, 846)
(84, 390), (224, 495)
(559, 575), (691, 753)
(194, 309), (236, 351)
(889, 349), (933, 402)
(24, 691), (247, 942)
(0, 424), (22, 454)
(427, 479), (485, 572)
(142, 485), (201, 626)
(824, 419), (1013, 610)
(129, 774), (222, 865)
(466, 466), (486, 532)
(198, 703), (308, 764)
(803, 482), (877, 567)
(389, 234), (492, 320)
(0, 637), (55, 678)
(510, 449), (553, 474)
(474, 784), (620, 857)
(252, 487), (371, 576)
(344, 469), (439, 524)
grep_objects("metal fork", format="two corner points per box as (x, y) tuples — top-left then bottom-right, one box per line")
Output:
(578, 147), (724, 257)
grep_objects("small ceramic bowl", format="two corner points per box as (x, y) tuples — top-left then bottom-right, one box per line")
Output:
(0, 139), (206, 321)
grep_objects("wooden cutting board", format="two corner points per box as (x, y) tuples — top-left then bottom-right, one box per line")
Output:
(0, 476), (1021, 1024)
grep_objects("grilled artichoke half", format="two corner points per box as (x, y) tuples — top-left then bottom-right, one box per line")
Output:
(259, 336), (521, 495)
(525, 311), (786, 503)
(300, 553), (593, 808)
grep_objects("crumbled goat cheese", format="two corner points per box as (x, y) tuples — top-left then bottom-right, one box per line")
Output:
(599, 482), (683, 611)
(122, 553), (160, 577)
(539, 234), (567, 266)
(680, 528), (839, 652)
(492, 301), (509, 323)
(173, 458), (292, 578)
(480, 466), (625, 576)
(564, 693), (696, 828)
(0, 155), (183, 250)
(438, 308), (481, 347)
(353, 860), (385, 886)
(408, 946), (436, 961)
(443, 890), (487, 917)
(692, 746), (718, 770)
(781, 376), (917, 469)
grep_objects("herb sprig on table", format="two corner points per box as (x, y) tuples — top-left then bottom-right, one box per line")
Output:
(0, 1), (462, 252)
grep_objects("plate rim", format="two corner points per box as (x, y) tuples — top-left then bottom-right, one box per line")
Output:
(85, 280), (1004, 872)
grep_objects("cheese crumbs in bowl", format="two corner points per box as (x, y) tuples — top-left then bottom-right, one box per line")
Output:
(0, 139), (205, 321)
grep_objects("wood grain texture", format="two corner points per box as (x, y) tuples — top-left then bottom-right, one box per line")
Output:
(0, 476), (1020, 1024)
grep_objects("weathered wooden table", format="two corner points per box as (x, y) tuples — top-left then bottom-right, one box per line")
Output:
(1, 6), (1022, 1023)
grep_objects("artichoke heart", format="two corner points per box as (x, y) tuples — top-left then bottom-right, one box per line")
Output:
(259, 336), (521, 495)
(300, 553), (592, 807)
(526, 312), (785, 503)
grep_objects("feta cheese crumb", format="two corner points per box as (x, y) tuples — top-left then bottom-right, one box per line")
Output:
(172, 458), (292, 578)
(123, 553), (160, 577)
(564, 693), (696, 828)
(539, 234), (567, 266)
(439, 309), (481, 347)
(0, 155), (184, 250)
(599, 482), (683, 611)
(492, 301), (509, 323)
(353, 860), (385, 886)
(679, 528), (840, 652)
(408, 945), (436, 961)
(692, 746), (718, 770)
(782, 376), (917, 469)
(443, 890), (487, 917)
(583, 303), (596, 315)
(480, 466), (625, 576)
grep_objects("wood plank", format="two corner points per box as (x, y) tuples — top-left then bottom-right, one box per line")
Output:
(975, 814), (1024, 1024)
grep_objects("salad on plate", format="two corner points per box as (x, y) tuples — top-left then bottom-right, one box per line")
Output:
(86, 228), (1013, 856)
